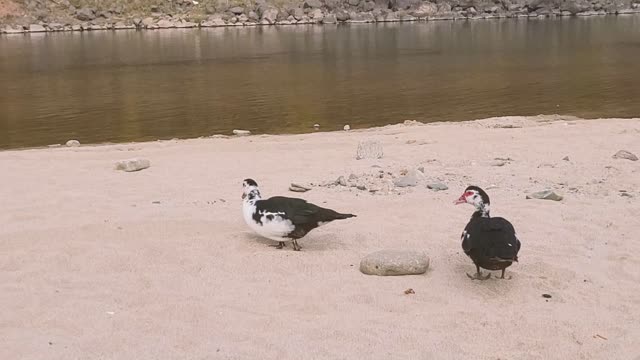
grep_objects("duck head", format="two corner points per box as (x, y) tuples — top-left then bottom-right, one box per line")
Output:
(242, 178), (261, 201)
(455, 185), (490, 217)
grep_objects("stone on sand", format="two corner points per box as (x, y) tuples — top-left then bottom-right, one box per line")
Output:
(360, 250), (430, 276)
(115, 158), (151, 172)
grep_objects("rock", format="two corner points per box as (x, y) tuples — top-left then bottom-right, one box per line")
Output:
(612, 150), (638, 161)
(356, 140), (384, 160)
(142, 17), (155, 27)
(71, 24), (82, 31)
(309, 8), (324, 20)
(427, 183), (448, 191)
(229, 6), (245, 15)
(232, 129), (251, 136)
(323, 13), (338, 23)
(65, 139), (80, 147)
(202, 16), (226, 26)
(364, 1), (376, 11)
(115, 158), (151, 172)
(313, 123), (320, 130)
(404, 288), (415, 294)
(289, 183), (311, 192)
(336, 10), (350, 21)
(76, 7), (96, 21)
(412, 2), (437, 17)
(3, 26), (25, 34)
(562, 156), (570, 161)
(490, 160), (506, 167)
(304, 0), (324, 8)
(248, 11), (259, 21)
(360, 250), (430, 276)
(526, 190), (563, 201)
(262, 7), (279, 23)
(28, 24), (46, 32)
(293, 8), (305, 20)
(114, 22), (134, 30)
(237, 14), (249, 22)
(348, 0), (361, 5)
(393, 170), (420, 187)
(343, 125), (351, 131)
(336, 176), (348, 186)
(157, 19), (176, 28)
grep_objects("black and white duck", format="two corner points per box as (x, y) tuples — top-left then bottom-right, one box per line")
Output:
(242, 179), (356, 251)
(455, 186), (521, 280)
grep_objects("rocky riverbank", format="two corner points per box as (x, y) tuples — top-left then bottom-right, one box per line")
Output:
(1, 0), (640, 34)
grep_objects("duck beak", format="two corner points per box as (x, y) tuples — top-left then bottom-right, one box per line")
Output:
(454, 194), (466, 205)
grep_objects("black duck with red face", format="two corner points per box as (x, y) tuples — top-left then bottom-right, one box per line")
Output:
(455, 186), (521, 280)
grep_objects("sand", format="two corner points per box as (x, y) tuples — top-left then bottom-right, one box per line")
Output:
(1, 115), (639, 360)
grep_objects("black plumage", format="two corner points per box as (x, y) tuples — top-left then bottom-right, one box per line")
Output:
(456, 186), (521, 280)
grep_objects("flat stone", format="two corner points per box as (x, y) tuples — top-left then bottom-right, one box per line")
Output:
(65, 139), (80, 147)
(115, 158), (151, 172)
(526, 190), (563, 201)
(612, 150), (638, 161)
(229, 6), (245, 15)
(356, 140), (383, 160)
(393, 170), (421, 187)
(28, 24), (47, 32)
(427, 182), (448, 191)
(360, 250), (430, 276)
(232, 129), (251, 136)
(490, 160), (506, 167)
(289, 183), (311, 192)
(343, 125), (351, 131)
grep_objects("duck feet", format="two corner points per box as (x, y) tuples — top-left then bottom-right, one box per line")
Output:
(466, 272), (491, 280)
(291, 239), (302, 251)
(269, 242), (286, 249)
(496, 269), (512, 280)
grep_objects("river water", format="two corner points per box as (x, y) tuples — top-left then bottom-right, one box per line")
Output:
(1, 16), (639, 149)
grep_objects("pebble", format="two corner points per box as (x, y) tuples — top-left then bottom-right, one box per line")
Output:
(360, 250), (430, 276)
(427, 183), (449, 191)
(66, 139), (80, 147)
(404, 288), (415, 295)
(313, 123), (320, 130)
(232, 129), (251, 136)
(542, 294), (552, 298)
(393, 171), (419, 187)
(612, 150), (638, 161)
(526, 190), (563, 201)
(115, 158), (151, 172)
(490, 160), (506, 167)
(343, 125), (351, 131)
(356, 139), (384, 160)
(336, 176), (347, 187)
(289, 183), (311, 192)
(562, 156), (570, 161)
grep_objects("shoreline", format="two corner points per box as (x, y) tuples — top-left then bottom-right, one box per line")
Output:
(1, 115), (639, 359)
(2, 114), (639, 152)
(2, 8), (640, 35)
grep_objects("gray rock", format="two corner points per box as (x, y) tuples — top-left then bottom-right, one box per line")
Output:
(323, 13), (338, 23)
(309, 8), (324, 20)
(427, 182), (448, 191)
(356, 140), (383, 160)
(490, 160), (506, 167)
(293, 7), (305, 20)
(47, 23), (64, 31)
(348, 0), (361, 5)
(412, 2), (437, 17)
(360, 250), (430, 276)
(336, 176), (348, 186)
(393, 170), (420, 187)
(3, 26), (25, 34)
(76, 7), (96, 21)
(71, 24), (82, 31)
(142, 17), (155, 26)
(156, 19), (176, 28)
(237, 14), (249, 22)
(115, 158), (151, 172)
(526, 190), (563, 201)
(229, 6), (245, 15)
(562, 156), (570, 161)
(336, 10), (350, 21)
(232, 129), (251, 136)
(248, 11), (259, 21)
(65, 139), (80, 147)
(364, 1), (376, 11)
(262, 7), (279, 23)
(304, 0), (324, 8)
(612, 150), (638, 161)
(28, 24), (47, 32)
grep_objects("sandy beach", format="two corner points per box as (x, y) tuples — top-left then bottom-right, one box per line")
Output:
(1, 115), (639, 360)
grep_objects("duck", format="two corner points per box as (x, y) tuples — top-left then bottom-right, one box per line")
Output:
(454, 186), (521, 280)
(241, 179), (356, 251)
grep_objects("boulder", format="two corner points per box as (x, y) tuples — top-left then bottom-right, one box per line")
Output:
(115, 158), (151, 172)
